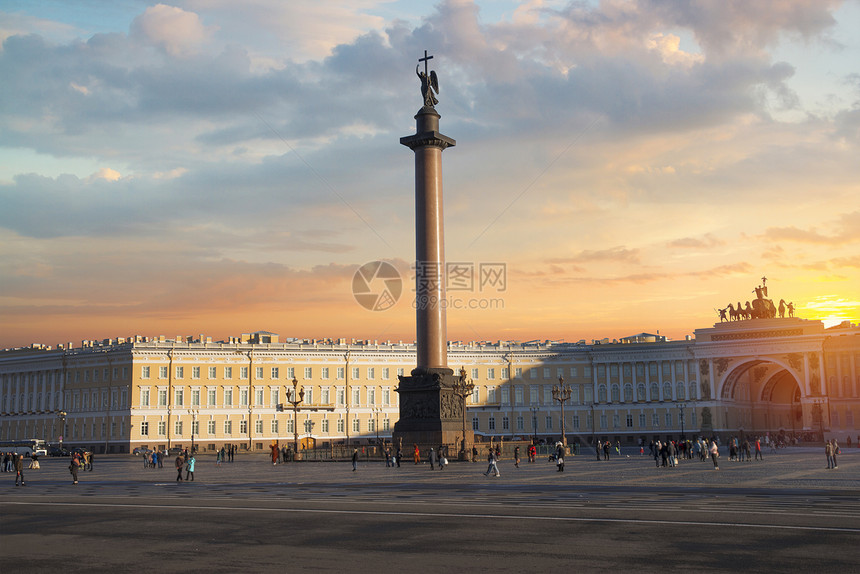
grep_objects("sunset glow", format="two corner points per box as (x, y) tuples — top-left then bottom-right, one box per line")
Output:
(1, 1), (858, 349)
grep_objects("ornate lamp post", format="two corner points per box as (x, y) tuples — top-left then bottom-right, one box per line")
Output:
(589, 404), (597, 458)
(530, 407), (539, 444)
(285, 377), (304, 458)
(187, 408), (199, 454)
(451, 367), (475, 460)
(552, 376), (572, 447)
(678, 402), (687, 440)
(58, 410), (67, 449)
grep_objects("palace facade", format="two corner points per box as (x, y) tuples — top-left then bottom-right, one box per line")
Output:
(1, 318), (858, 453)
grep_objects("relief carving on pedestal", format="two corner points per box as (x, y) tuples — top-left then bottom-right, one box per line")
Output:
(401, 392), (439, 420)
(440, 391), (462, 420)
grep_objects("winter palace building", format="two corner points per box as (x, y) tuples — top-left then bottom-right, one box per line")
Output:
(1, 318), (858, 454)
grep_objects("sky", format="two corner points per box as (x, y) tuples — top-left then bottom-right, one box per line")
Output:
(1, 0), (859, 349)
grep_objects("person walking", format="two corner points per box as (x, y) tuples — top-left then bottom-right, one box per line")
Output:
(88, 451), (94, 471)
(825, 440), (834, 469)
(709, 440), (720, 470)
(484, 448), (500, 477)
(175, 454), (184, 482)
(413, 444), (420, 465)
(185, 455), (196, 481)
(754, 438), (764, 461)
(514, 446), (521, 468)
(556, 443), (565, 472)
(428, 448), (437, 470)
(831, 439), (840, 469)
(596, 440), (602, 461)
(352, 448), (359, 472)
(14, 454), (25, 486)
(69, 454), (80, 484)
(396, 447), (402, 468)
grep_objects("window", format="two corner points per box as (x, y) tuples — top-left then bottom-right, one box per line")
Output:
(192, 389), (200, 406)
(209, 367), (217, 379)
(650, 383), (659, 401)
(255, 389), (264, 406)
(271, 367), (279, 379)
(305, 388), (314, 404)
(676, 382), (685, 400)
(572, 415), (580, 429)
(175, 420), (183, 435)
(584, 386), (593, 403)
(487, 368), (496, 380)
(352, 389), (360, 406)
(502, 416), (509, 430)
(304, 367), (312, 379)
(158, 421), (166, 436)
(271, 389), (279, 406)
(240, 389), (249, 406)
(191, 420), (199, 436)
(397, 368), (404, 377)
(380, 388), (389, 405)
(208, 388), (216, 406)
(287, 367), (295, 379)
(515, 367), (522, 378)
(159, 366), (168, 379)
(225, 367), (233, 379)
(176, 366), (184, 379)
(626, 414), (633, 428)
(598, 385), (607, 403)
(639, 414), (646, 428)
(255, 420), (263, 434)
(637, 384), (646, 401)
(689, 382), (697, 401)
(337, 388), (345, 406)
(471, 368), (479, 379)
(514, 387), (523, 405)
(140, 389), (150, 407)
(321, 418), (329, 433)
(570, 366), (578, 377)
(543, 386), (552, 405)
(382, 367), (389, 380)
(600, 414), (607, 429)
(367, 367), (375, 380)
(255, 367), (263, 379)
(337, 418), (344, 433)
(140, 421), (149, 436)
(158, 389), (167, 407)
(321, 367), (329, 379)
(610, 384), (620, 403)
(336, 367), (345, 380)
(545, 416), (553, 430)
(471, 387), (479, 403)
(271, 419), (279, 434)
(142, 366), (151, 379)
(516, 416), (524, 430)
(368, 388), (376, 405)
(192, 366), (200, 379)
(208, 420), (216, 435)
(624, 384), (633, 402)
(241, 367), (249, 380)
(488, 387), (497, 403)
(501, 388), (510, 405)
(174, 389), (183, 406)
(489, 416), (496, 430)
(543, 367), (550, 378)
(224, 420), (233, 434)
(286, 419), (294, 433)
(472, 417), (479, 430)
(224, 389), (233, 406)
(351, 367), (360, 380)
(501, 367), (509, 379)
(665, 412), (672, 427)
(352, 418), (360, 432)
(368, 418), (375, 432)
(652, 413), (660, 428)
(571, 385), (579, 403)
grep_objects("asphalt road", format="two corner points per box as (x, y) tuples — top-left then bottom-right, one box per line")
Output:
(2, 447), (859, 573)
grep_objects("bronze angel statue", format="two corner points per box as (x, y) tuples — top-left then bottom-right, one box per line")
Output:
(417, 64), (439, 107)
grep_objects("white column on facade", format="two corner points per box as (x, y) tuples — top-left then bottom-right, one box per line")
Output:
(818, 351), (827, 396)
(851, 353), (858, 398)
(618, 361), (625, 403)
(835, 352), (844, 398)
(803, 353), (811, 396)
(670, 361), (677, 401)
(708, 359), (716, 400)
(631, 362), (638, 403)
(657, 362), (664, 400)
(592, 362), (598, 403)
(683, 360), (691, 399)
(644, 362), (651, 402)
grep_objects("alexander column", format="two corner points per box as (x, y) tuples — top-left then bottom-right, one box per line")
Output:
(394, 51), (470, 453)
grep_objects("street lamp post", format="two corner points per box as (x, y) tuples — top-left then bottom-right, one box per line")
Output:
(589, 404), (597, 459)
(187, 409), (198, 454)
(451, 367), (475, 460)
(373, 406), (382, 447)
(678, 402), (687, 440)
(285, 377), (304, 459)
(58, 410), (67, 449)
(552, 376), (572, 447)
(530, 407), (539, 444)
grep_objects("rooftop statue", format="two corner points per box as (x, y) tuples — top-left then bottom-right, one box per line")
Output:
(416, 50), (439, 108)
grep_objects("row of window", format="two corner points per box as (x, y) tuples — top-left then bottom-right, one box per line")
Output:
(138, 416), (391, 437)
(138, 386), (394, 408)
(596, 382), (699, 403)
(471, 411), (698, 432)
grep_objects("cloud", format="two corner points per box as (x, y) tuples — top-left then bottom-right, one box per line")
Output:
(761, 211), (860, 245)
(547, 247), (641, 265)
(130, 4), (216, 56)
(667, 234), (725, 249)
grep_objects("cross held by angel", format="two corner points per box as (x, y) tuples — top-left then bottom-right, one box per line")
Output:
(417, 50), (439, 108)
